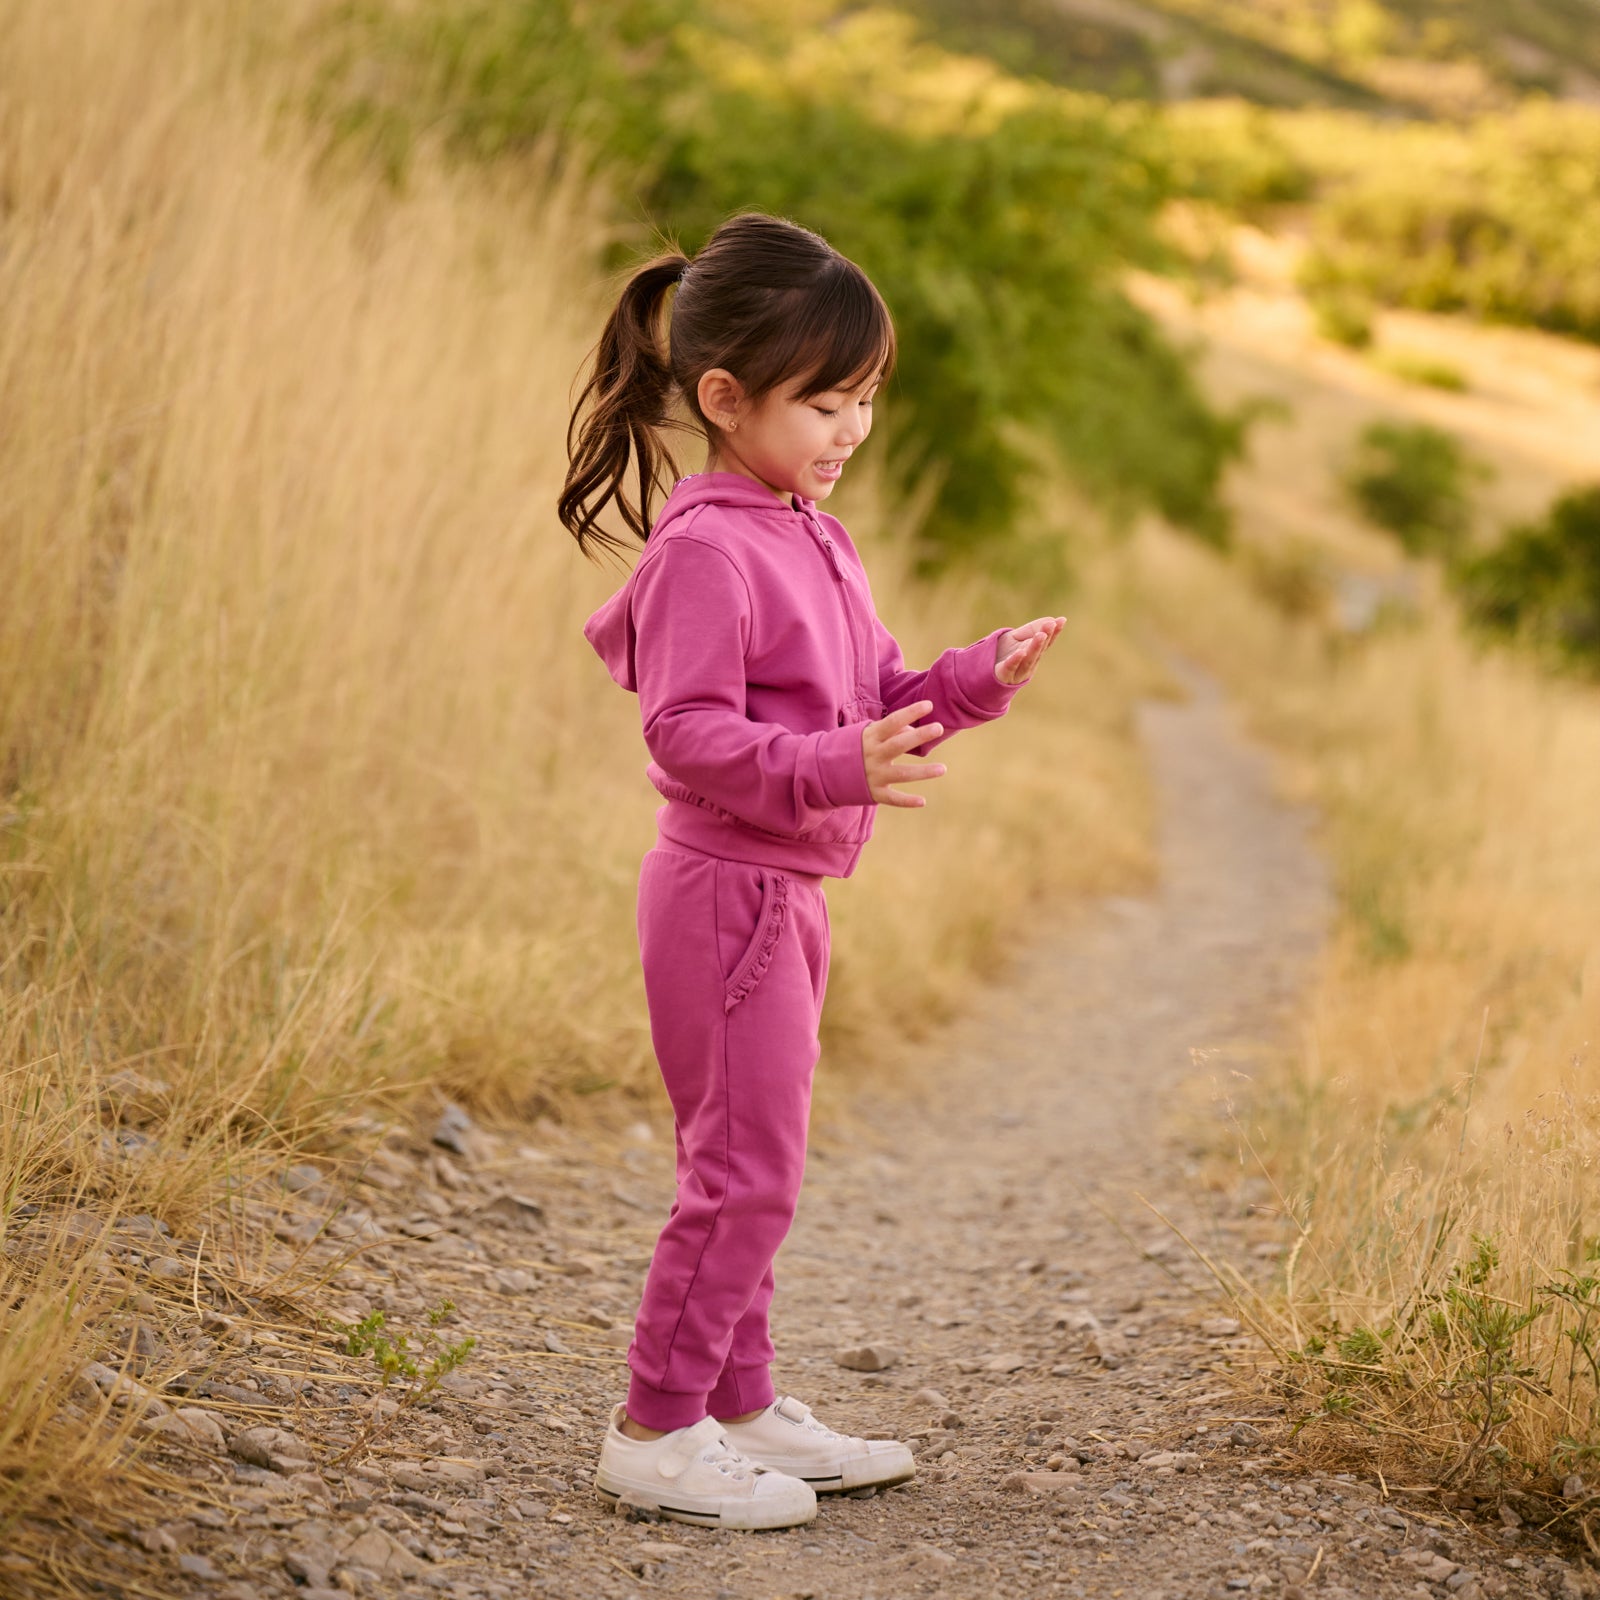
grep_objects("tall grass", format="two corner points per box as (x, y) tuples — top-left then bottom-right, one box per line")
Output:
(1138, 526), (1600, 1510)
(0, 0), (1153, 1566)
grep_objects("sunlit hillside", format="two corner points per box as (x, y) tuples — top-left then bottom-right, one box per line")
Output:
(901, 0), (1600, 114)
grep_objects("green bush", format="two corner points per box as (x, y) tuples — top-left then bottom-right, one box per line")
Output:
(309, 1), (1247, 562)
(1342, 420), (1482, 558)
(1454, 484), (1600, 672)
(1311, 285), (1375, 348)
(1298, 103), (1600, 343)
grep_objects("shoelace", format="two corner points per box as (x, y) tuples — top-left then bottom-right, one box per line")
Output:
(785, 1401), (853, 1443)
(698, 1436), (764, 1480)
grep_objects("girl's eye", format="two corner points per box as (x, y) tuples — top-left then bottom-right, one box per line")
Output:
(812, 406), (838, 417)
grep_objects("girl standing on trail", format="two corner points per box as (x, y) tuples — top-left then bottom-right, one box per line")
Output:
(560, 211), (1064, 1530)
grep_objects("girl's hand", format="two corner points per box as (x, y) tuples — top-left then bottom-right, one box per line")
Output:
(861, 700), (946, 808)
(995, 616), (1065, 686)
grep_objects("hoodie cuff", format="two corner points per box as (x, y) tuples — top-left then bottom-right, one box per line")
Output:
(815, 722), (874, 809)
(951, 627), (1024, 719)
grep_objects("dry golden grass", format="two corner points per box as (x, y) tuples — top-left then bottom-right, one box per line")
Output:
(0, 0), (1152, 1569)
(1137, 524), (1600, 1510)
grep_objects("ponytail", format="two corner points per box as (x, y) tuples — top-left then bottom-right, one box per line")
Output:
(559, 252), (693, 559)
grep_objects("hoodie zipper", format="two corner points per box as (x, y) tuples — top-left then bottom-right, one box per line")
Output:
(797, 506), (875, 723)
(803, 509), (847, 583)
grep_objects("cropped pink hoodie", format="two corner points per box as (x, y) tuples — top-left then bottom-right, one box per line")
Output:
(583, 471), (1021, 879)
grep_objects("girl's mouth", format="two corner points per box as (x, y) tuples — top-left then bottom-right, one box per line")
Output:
(813, 459), (845, 482)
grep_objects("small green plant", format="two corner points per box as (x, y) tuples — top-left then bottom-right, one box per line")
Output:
(1369, 348), (1468, 392)
(1310, 285), (1375, 348)
(333, 1299), (477, 1399)
(1343, 420), (1486, 558)
(1453, 484), (1600, 672)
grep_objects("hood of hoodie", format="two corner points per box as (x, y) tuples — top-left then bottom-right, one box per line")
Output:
(582, 472), (819, 693)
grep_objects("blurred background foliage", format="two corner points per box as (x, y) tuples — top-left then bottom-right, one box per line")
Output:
(310, 0), (1249, 563)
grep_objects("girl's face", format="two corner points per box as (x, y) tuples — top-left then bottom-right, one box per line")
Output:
(709, 366), (882, 504)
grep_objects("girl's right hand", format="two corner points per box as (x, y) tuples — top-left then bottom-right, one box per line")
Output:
(861, 700), (946, 808)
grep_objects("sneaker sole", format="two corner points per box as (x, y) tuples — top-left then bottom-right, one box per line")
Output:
(593, 1474), (817, 1531)
(770, 1453), (918, 1494)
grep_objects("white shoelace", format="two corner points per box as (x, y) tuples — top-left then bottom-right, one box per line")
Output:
(698, 1435), (764, 1480)
(782, 1399), (854, 1443)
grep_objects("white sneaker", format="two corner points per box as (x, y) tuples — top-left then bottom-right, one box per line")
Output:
(718, 1395), (916, 1493)
(593, 1407), (817, 1530)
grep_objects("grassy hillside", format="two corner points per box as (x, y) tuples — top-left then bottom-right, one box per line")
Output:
(899, 0), (1600, 115)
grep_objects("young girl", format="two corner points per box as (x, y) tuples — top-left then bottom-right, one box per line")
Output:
(559, 211), (1063, 1530)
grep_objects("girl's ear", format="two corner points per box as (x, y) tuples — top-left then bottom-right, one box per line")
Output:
(697, 368), (748, 434)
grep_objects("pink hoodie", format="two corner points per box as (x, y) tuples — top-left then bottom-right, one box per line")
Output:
(583, 471), (1021, 879)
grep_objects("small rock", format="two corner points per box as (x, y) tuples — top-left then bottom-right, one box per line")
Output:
(1016, 1471), (1082, 1495)
(1202, 1317), (1243, 1338)
(543, 1329), (571, 1355)
(176, 1554), (221, 1580)
(492, 1268), (536, 1295)
(1090, 1330), (1123, 1368)
(1112, 1291), (1144, 1314)
(151, 1408), (227, 1449)
(283, 1164), (325, 1193)
(984, 1352), (1028, 1374)
(1563, 1474), (1588, 1501)
(229, 1426), (312, 1474)
(337, 1527), (421, 1577)
(431, 1101), (476, 1159)
(1229, 1423), (1263, 1447)
(834, 1344), (900, 1373)
(147, 1256), (189, 1281)
(1138, 1450), (1178, 1469)
(287, 1555), (335, 1596)
(474, 1193), (545, 1230)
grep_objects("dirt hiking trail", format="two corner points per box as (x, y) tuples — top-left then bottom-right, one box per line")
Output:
(108, 667), (1577, 1600)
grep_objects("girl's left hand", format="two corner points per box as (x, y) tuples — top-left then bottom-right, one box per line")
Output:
(995, 616), (1065, 685)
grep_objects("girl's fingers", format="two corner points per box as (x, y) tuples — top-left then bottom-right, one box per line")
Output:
(888, 722), (943, 754)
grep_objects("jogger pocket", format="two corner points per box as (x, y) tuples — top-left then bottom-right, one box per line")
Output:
(723, 871), (790, 1012)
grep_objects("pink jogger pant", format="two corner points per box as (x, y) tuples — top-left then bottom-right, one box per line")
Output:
(625, 840), (830, 1433)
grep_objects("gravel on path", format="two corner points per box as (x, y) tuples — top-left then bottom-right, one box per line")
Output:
(74, 666), (1594, 1600)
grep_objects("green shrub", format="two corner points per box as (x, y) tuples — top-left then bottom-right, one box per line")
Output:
(1454, 484), (1600, 672)
(1311, 285), (1375, 348)
(1298, 102), (1600, 343)
(1342, 420), (1482, 557)
(1368, 348), (1468, 392)
(309, 1), (1247, 562)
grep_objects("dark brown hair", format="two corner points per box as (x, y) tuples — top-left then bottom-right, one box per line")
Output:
(558, 212), (896, 558)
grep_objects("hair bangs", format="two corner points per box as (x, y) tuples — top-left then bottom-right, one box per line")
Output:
(780, 261), (896, 402)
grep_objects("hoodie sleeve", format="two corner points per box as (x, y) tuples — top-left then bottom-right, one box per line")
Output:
(633, 537), (873, 831)
(875, 618), (1022, 757)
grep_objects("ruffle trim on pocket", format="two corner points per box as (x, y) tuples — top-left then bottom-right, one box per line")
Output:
(723, 872), (790, 1013)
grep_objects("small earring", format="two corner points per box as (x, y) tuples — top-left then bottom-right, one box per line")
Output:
(728, 421), (738, 431)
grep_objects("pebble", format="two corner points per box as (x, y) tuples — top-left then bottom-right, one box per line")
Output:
(229, 1427), (313, 1474)
(432, 1100), (477, 1159)
(834, 1343), (901, 1372)
(150, 1408), (228, 1449)
(474, 1193), (545, 1230)
(1202, 1317), (1244, 1337)
(283, 1164), (325, 1193)
(984, 1351), (1029, 1373)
